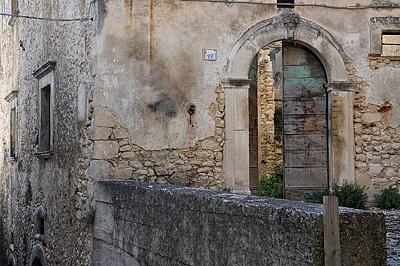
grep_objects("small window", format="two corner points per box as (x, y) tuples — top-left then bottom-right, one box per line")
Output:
(4, 91), (18, 161)
(382, 33), (400, 56)
(277, 0), (294, 8)
(39, 217), (45, 235)
(33, 61), (56, 158)
(40, 85), (51, 152)
(33, 206), (46, 242)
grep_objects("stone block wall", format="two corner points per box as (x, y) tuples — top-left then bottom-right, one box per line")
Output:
(93, 181), (386, 266)
(350, 55), (400, 196)
(257, 44), (283, 178)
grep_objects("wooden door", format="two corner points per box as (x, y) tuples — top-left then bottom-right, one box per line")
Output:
(282, 42), (328, 200)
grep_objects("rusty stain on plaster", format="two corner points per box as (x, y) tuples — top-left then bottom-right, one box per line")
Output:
(149, 0), (154, 60)
(378, 101), (392, 113)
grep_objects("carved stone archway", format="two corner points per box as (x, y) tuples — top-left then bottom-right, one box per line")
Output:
(223, 13), (356, 194)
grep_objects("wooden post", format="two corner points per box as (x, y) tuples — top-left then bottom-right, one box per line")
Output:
(323, 196), (341, 266)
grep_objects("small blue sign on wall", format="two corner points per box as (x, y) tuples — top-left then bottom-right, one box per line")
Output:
(203, 49), (217, 61)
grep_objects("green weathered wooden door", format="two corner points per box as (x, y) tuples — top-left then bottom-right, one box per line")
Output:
(283, 42), (328, 200)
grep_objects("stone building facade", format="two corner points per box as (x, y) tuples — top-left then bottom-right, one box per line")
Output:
(0, 0), (400, 264)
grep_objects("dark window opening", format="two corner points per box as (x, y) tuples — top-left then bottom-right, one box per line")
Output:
(39, 218), (45, 235)
(32, 257), (43, 266)
(10, 107), (16, 157)
(277, 0), (294, 8)
(40, 85), (51, 152)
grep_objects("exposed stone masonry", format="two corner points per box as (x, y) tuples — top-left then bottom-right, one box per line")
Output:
(350, 59), (400, 196)
(257, 44), (283, 178)
(384, 210), (400, 265)
(76, 84), (226, 214)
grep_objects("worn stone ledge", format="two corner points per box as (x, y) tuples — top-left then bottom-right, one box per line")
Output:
(93, 181), (386, 266)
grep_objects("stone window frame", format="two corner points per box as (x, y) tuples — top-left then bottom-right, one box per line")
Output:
(277, 0), (294, 8)
(33, 206), (47, 243)
(4, 90), (18, 162)
(370, 17), (400, 60)
(33, 61), (56, 159)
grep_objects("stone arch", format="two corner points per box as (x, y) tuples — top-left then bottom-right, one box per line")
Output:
(29, 245), (46, 266)
(225, 12), (350, 82)
(223, 13), (355, 194)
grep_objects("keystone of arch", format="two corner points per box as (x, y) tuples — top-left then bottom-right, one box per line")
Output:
(225, 12), (350, 82)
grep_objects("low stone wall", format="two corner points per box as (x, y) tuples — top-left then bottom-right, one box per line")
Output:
(92, 181), (386, 266)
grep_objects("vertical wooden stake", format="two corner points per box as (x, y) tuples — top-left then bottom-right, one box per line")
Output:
(323, 196), (341, 266)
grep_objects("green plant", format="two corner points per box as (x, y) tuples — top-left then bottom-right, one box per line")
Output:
(80, 205), (96, 231)
(223, 188), (232, 193)
(305, 189), (331, 204)
(374, 188), (400, 209)
(259, 167), (283, 198)
(334, 180), (368, 209)
(305, 180), (368, 209)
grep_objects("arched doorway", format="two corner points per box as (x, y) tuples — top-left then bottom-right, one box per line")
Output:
(282, 41), (328, 199)
(223, 13), (355, 197)
(249, 41), (328, 199)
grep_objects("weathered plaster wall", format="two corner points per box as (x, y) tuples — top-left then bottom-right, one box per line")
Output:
(0, 0), (94, 265)
(90, 0), (400, 196)
(93, 181), (387, 266)
(1, 0), (400, 264)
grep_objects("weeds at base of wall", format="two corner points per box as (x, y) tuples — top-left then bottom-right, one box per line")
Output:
(374, 188), (400, 209)
(80, 206), (96, 231)
(305, 180), (368, 209)
(259, 167), (283, 198)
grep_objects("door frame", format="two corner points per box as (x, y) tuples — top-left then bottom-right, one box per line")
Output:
(222, 13), (356, 194)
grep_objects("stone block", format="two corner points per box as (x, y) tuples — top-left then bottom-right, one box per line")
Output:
(363, 112), (382, 123)
(116, 168), (133, 180)
(154, 167), (168, 176)
(234, 131), (249, 189)
(197, 167), (212, 173)
(368, 164), (382, 175)
(94, 108), (116, 127)
(92, 240), (118, 266)
(90, 160), (114, 182)
(77, 84), (87, 124)
(93, 141), (119, 159)
(129, 161), (143, 169)
(93, 127), (112, 140)
(371, 156), (381, 164)
(196, 151), (212, 159)
(233, 88), (249, 131)
(93, 202), (114, 243)
(121, 152), (136, 159)
(167, 173), (189, 186)
(119, 145), (132, 152)
(200, 139), (220, 150)
(134, 169), (148, 175)
(113, 128), (130, 140)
